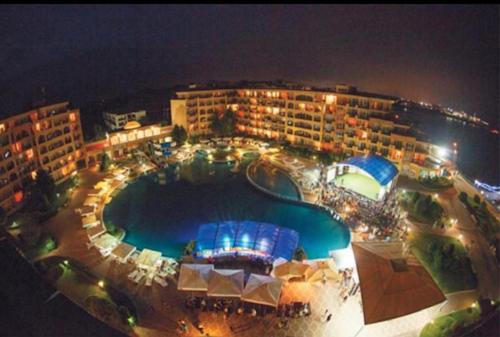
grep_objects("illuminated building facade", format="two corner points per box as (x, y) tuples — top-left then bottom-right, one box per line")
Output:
(171, 83), (442, 178)
(85, 123), (173, 166)
(0, 102), (85, 212)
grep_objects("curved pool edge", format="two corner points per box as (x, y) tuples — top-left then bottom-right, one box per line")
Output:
(245, 160), (352, 251)
(246, 160), (305, 203)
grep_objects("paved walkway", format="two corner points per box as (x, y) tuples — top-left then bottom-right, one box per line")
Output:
(397, 177), (499, 301)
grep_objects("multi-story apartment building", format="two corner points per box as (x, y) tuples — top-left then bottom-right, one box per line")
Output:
(171, 82), (442, 178)
(0, 102), (86, 213)
(102, 110), (147, 131)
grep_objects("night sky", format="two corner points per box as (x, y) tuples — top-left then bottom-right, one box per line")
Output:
(1, 5), (498, 125)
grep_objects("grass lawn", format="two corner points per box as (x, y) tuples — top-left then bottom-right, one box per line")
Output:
(420, 306), (481, 337)
(409, 232), (477, 293)
(335, 173), (380, 200)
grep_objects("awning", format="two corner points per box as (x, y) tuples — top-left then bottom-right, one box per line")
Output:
(177, 264), (215, 292)
(207, 269), (244, 298)
(242, 274), (283, 307)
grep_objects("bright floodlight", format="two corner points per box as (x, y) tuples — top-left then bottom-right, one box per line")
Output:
(437, 146), (448, 159)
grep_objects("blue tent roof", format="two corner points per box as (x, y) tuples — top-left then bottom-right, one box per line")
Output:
(341, 155), (398, 186)
(195, 221), (299, 260)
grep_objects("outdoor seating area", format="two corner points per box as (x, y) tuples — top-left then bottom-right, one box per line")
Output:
(125, 249), (177, 288)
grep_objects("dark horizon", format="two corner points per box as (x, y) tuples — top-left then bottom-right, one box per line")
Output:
(0, 5), (498, 126)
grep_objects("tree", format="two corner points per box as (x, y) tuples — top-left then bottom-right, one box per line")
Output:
(100, 151), (111, 172)
(459, 191), (468, 204)
(211, 109), (236, 136)
(36, 169), (56, 201)
(473, 194), (481, 204)
(294, 246), (307, 261)
(172, 125), (188, 145)
(20, 214), (41, 247)
(0, 206), (6, 226)
(184, 240), (196, 255)
(93, 124), (106, 140)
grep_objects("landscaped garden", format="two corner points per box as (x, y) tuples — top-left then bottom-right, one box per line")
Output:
(420, 304), (481, 337)
(399, 191), (446, 227)
(458, 191), (500, 245)
(419, 298), (499, 337)
(409, 232), (478, 293)
(418, 176), (454, 190)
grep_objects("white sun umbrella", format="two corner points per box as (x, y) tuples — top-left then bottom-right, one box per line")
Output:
(242, 274), (283, 308)
(177, 264), (215, 292)
(272, 257), (288, 268)
(305, 260), (338, 283)
(207, 269), (244, 298)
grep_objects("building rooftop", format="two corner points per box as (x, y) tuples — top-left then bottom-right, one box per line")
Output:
(352, 241), (446, 325)
(173, 80), (398, 101)
(342, 155), (399, 186)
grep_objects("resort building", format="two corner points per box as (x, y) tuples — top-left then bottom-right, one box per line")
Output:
(0, 101), (86, 213)
(170, 82), (446, 179)
(85, 121), (172, 166)
(102, 109), (147, 131)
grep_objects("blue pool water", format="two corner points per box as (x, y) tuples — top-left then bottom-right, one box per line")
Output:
(103, 158), (350, 259)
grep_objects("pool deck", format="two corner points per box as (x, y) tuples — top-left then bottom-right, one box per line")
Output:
(22, 152), (476, 337)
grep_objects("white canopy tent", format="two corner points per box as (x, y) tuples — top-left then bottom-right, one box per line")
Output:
(111, 242), (137, 263)
(177, 264), (215, 292)
(305, 259), (338, 283)
(242, 274), (283, 307)
(272, 261), (311, 281)
(136, 249), (162, 270)
(80, 205), (96, 216)
(207, 269), (244, 298)
(93, 233), (120, 256)
(81, 214), (100, 228)
(83, 196), (101, 207)
(86, 224), (106, 241)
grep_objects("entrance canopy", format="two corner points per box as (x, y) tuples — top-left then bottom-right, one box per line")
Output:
(242, 274), (283, 307)
(341, 155), (398, 186)
(207, 269), (244, 298)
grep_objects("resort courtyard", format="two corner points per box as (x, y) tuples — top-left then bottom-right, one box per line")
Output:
(27, 136), (494, 337)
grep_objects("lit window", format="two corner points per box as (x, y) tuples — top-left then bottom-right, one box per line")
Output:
(69, 113), (76, 122)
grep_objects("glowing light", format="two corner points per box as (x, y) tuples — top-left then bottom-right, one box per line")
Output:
(98, 280), (105, 288)
(241, 234), (250, 248)
(437, 146), (448, 159)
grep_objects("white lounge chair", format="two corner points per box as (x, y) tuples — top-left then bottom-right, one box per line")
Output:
(146, 273), (154, 287)
(128, 270), (139, 280)
(134, 270), (146, 284)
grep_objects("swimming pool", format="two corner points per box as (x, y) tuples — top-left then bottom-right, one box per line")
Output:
(103, 158), (350, 259)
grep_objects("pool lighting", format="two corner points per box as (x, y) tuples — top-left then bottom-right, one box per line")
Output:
(98, 280), (105, 288)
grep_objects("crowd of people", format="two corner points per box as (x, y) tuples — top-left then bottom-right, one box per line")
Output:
(318, 178), (407, 242)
